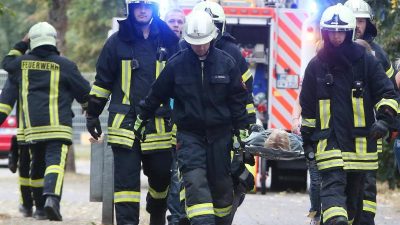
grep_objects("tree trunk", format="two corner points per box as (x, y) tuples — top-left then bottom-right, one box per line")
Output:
(48, 0), (70, 55)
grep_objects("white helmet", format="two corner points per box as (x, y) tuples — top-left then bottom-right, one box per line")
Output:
(320, 3), (356, 32)
(344, 0), (373, 19)
(183, 11), (218, 45)
(28, 22), (57, 50)
(193, 1), (226, 33)
(126, 0), (159, 17)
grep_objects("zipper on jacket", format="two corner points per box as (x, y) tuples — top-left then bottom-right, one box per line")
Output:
(201, 61), (204, 85)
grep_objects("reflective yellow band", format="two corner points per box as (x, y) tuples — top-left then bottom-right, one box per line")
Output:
(343, 161), (378, 170)
(19, 177), (30, 186)
(143, 133), (172, 142)
(111, 113), (125, 128)
(316, 139), (328, 153)
(242, 69), (252, 83)
(246, 104), (256, 114)
(22, 69), (31, 127)
(8, 49), (23, 56)
(323, 206), (348, 223)
(49, 69), (60, 126)
(30, 178), (44, 188)
(149, 186), (169, 199)
(25, 132), (73, 142)
(315, 149), (342, 161)
(342, 152), (378, 161)
(352, 96), (366, 127)
(114, 191), (140, 203)
(141, 140), (172, 151)
(363, 200), (377, 214)
(317, 159), (345, 170)
(155, 117), (166, 134)
(171, 124), (177, 145)
(302, 118), (316, 128)
(319, 99), (331, 129)
(156, 61), (166, 78)
(180, 188), (186, 202)
(187, 203), (214, 218)
(349, 218), (354, 225)
(214, 205), (232, 218)
(375, 98), (398, 112)
(121, 60), (132, 105)
(386, 64), (394, 78)
(24, 125), (72, 135)
(54, 145), (68, 195)
(377, 139), (383, 153)
(0, 103), (12, 115)
(108, 128), (135, 148)
(355, 137), (367, 154)
(89, 85), (111, 99)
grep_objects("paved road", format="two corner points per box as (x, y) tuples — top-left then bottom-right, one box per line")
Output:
(0, 159), (399, 225)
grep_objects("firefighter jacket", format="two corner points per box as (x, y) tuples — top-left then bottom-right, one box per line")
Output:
(300, 42), (399, 171)
(363, 19), (394, 78)
(139, 46), (249, 142)
(88, 17), (179, 151)
(215, 32), (256, 125)
(2, 44), (90, 145)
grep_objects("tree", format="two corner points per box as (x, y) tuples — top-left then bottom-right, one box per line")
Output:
(48, 0), (70, 55)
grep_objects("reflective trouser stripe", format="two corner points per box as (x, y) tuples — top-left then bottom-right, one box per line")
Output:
(44, 144), (68, 195)
(187, 203), (214, 219)
(180, 188), (186, 202)
(214, 205), (232, 217)
(19, 177), (30, 187)
(246, 103), (256, 114)
(89, 85), (111, 99)
(0, 103), (12, 115)
(30, 178), (44, 188)
(149, 186), (169, 199)
(323, 206), (348, 223)
(377, 139), (383, 153)
(114, 191), (140, 203)
(363, 200), (377, 214)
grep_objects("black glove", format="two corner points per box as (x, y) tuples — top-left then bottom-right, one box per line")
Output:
(8, 136), (18, 173)
(249, 123), (265, 133)
(231, 154), (255, 192)
(8, 152), (17, 173)
(369, 120), (389, 141)
(86, 115), (102, 140)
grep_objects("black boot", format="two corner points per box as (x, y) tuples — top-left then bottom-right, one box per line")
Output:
(44, 196), (62, 221)
(326, 216), (348, 225)
(150, 211), (166, 225)
(18, 205), (32, 217)
(33, 208), (47, 220)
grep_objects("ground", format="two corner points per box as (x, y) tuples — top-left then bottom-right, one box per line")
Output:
(0, 145), (399, 225)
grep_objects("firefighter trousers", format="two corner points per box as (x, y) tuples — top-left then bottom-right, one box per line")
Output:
(30, 141), (69, 206)
(360, 171), (377, 225)
(320, 169), (365, 225)
(176, 131), (234, 225)
(112, 143), (172, 225)
(18, 145), (34, 209)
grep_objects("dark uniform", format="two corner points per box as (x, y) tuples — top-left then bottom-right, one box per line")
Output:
(2, 41), (90, 220)
(87, 16), (179, 224)
(139, 45), (249, 225)
(300, 41), (398, 225)
(0, 77), (43, 217)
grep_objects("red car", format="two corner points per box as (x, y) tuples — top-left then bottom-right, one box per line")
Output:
(0, 112), (17, 159)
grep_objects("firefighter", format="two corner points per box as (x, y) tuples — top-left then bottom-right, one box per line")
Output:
(164, 8), (186, 225)
(344, 1), (396, 223)
(2, 21), (91, 221)
(300, 4), (399, 225)
(135, 11), (249, 225)
(0, 78), (46, 219)
(192, 0), (257, 210)
(85, 1), (179, 224)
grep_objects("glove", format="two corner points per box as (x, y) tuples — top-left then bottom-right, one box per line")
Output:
(249, 123), (265, 133)
(86, 115), (102, 140)
(8, 152), (17, 173)
(369, 120), (389, 141)
(134, 115), (147, 141)
(231, 153), (255, 192)
(8, 136), (18, 173)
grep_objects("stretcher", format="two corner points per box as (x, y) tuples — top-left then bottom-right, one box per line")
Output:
(244, 145), (304, 160)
